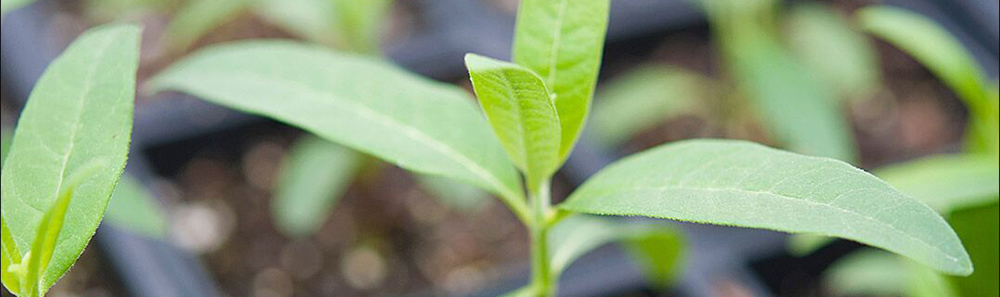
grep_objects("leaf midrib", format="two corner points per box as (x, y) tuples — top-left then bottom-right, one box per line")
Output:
(544, 0), (570, 90)
(573, 185), (961, 265)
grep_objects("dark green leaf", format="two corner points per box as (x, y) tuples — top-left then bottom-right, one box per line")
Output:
(948, 203), (999, 297)
(562, 140), (972, 275)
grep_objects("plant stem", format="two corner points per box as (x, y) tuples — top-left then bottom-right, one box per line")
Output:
(530, 179), (554, 297)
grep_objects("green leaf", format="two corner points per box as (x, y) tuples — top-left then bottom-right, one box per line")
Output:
(787, 234), (835, 257)
(877, 155), (999, 213)
(1, 24), (139, 292)
(83, 0), (172, 21)
(623, 228), (686, 289)
(511, 0), (611, 163)
(948, 203), (999, 297)
(1, 130), (10, 167)
(331, 0), (392, 54)
(465, 54), (561, 190)
(561, 139), (972, 276)
(549, 216), (684, 284)
(786, 3), (880, 101)
(500, 287), (535, 297)
(703, 0), (858, 162)
(254, 0), (340, 46)
(2, 217), (22, 296)
(417, 175), (490, 212)
(826, 250), (908, 297)
(22, 162), (104, 297)
(164, 0), (252, 52)
(0, 0), (36, 17)
(858, 6), (999, 155)
(148, 41), (527, 221)
(591, 66), (711, 149)
(105, 177), (168, 239)
(273, 136), (362, 238)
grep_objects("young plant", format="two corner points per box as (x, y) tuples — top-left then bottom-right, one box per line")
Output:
(821, 6), (999, 297)
(149, 1), (973, 296)
(1, 25), (141, 296)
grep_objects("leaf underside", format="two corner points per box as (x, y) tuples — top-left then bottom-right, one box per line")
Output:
(562, 140), (972, 276)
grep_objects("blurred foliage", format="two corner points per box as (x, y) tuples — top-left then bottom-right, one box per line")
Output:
(273, 136), (362, 238)
(106, 177), (169, 239)
(1, 130), (10, 167)
(591, 66), (712, 148)
(0, 0), (36, 17)
(786, 3), (881, 101)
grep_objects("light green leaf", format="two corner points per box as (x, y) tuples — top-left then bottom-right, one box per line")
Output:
(1, 0), (36, 17)
(591, 66), (711, 148)
(500, 286), (535, 297)
(331, 0), (392, 54)
(561, 140), (972, 276)
(148, 41), (527, 221)
(549, 216), (684, 284)
(786, 3), (880, 100)
(22, 162), (103, 297)
(255, 0), (340, 46)
(417, 175), (490, 212)
(465, 54), (561, 190)
(105, 177), (168, 239)
(704, 0), (857, 162)
(858, 6), (999, 155)
(273, 136), (362, 238)
(511, 0), (611, 163)
(826, 250), (908, 297)
(623, 228), (686, 289)
(1, 130), (10, 167)
(164, 0), (252, 53)
(877, 155), (999, 213)
(787, 234), (835, 257)
(1, 24), (139, 292)
(2, 217), (22, 296)
(948, 203), (999, 297)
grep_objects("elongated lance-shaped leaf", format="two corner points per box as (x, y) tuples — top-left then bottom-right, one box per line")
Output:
(562, 140), (973, 276)
(877, 155), (999, 214)
(105, 176), (169, 239)
(148, 41), (528, 221)
(21, 162), (103, 297)
(786, 3), (881, 101)
(858, 7), (999, 155)
(273, 136), (362, 238)
(702, 0), (857, 162)
(1, 24), (139, 292)
(465, 54), (561, 191)
(512, 0), (611, 163)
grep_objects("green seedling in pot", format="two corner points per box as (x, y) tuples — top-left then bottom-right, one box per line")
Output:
(148, 1), (974, 296)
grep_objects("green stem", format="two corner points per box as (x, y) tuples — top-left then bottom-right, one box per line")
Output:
(530, 179), (554, 297)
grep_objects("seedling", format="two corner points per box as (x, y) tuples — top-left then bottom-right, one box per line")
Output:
(149, 1), (973, 296)
(1, 25), (140, 296)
